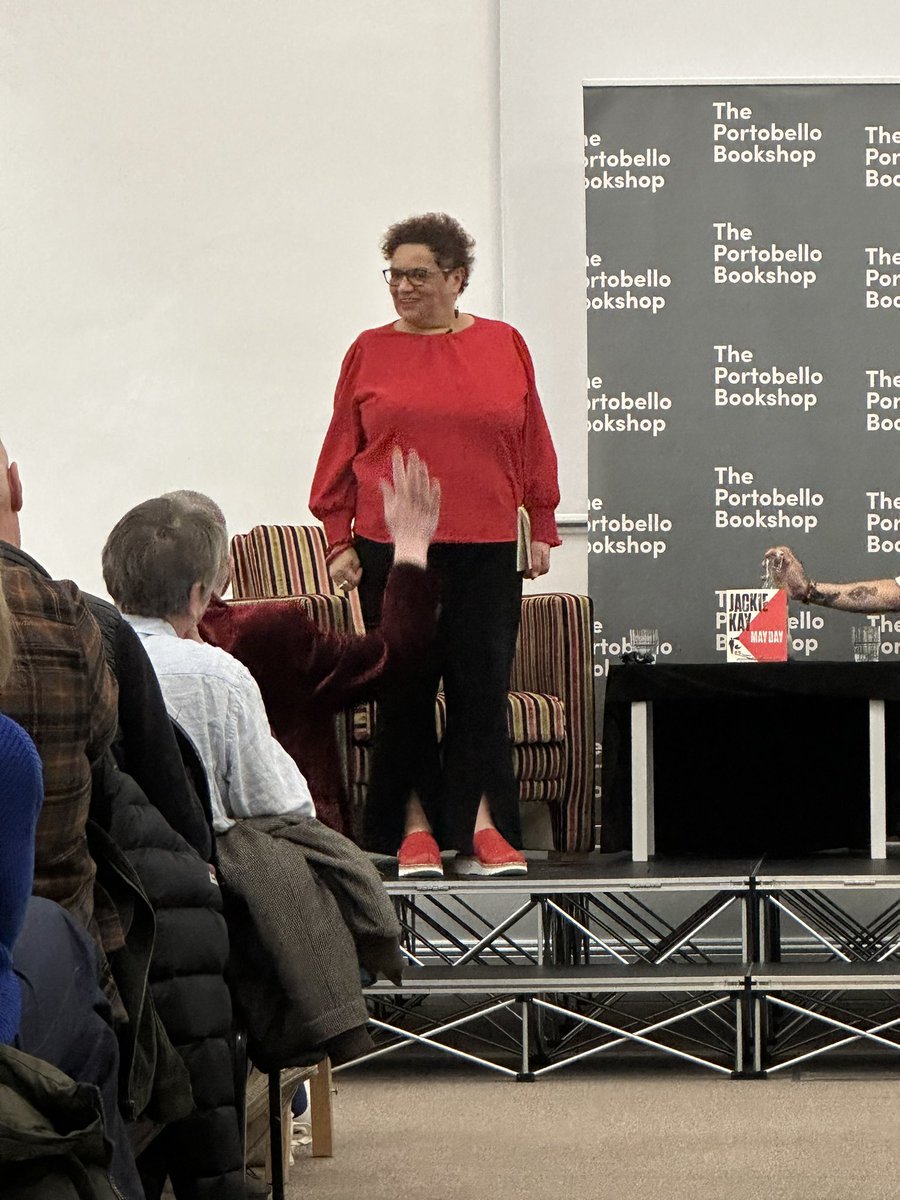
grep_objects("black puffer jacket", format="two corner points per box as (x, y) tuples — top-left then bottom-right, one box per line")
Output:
(86, 597), (244, 1200)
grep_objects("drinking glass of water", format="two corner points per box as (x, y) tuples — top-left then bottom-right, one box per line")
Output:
(851, 626), (880, 663)
(628, 628), (660, 664)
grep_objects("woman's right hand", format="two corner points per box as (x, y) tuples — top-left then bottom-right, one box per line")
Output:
(328, 546), (363, 592)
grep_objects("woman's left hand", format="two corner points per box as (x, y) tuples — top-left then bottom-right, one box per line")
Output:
(524, 541), (551, 579)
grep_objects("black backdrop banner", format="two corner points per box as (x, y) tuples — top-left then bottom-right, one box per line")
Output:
(584, 83), (900, 681)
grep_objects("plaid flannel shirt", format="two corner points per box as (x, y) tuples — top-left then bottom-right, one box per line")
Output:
(0, 542), (119, 953)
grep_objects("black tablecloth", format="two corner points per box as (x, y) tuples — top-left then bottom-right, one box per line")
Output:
(600, 662), (900, 855)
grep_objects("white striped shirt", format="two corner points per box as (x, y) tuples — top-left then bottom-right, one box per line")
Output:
(124, 615), (315, 834)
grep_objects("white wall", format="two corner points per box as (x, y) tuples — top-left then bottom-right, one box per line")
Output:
(7, 2), (896, 601)
(498, 0), (900, 598)
(0, 1), (503, 596)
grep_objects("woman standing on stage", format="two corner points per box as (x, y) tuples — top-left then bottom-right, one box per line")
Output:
(310, 212), (560, 878)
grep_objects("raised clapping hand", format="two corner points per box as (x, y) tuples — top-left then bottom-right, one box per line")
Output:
(329, 448), (441, 591)
(381, 447), (441, 567)
(763, 544), (811, 602)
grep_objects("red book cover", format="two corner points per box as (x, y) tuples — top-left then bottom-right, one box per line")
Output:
(722, 588), (789, 662)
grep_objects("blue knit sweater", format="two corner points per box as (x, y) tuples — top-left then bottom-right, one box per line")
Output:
(0, 713), (43, 1044)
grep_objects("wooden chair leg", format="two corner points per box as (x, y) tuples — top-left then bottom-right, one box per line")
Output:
(309, 1057), (334, 1158)
(284, 1098), (293, 1179)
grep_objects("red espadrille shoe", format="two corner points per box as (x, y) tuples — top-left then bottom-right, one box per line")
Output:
(455, 829), (528, 877)
(397, 830), (443, 879)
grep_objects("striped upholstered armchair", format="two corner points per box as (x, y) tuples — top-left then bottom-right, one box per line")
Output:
(230, 525), (595, 852)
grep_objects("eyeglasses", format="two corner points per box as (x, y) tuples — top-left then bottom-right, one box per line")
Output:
(382, 266), (453, 288)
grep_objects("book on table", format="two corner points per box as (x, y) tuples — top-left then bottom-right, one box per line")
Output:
(720, 588), (788, 662)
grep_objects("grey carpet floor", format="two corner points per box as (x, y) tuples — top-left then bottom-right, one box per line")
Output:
(287, 1061), (900, 1200)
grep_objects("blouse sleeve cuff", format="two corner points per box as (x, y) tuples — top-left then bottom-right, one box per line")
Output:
(529, 508), (562, 547)
(322, 516), (354, 547)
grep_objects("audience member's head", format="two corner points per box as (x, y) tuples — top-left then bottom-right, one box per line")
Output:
(102, 496), (228, 624)
(162, 489), (227, 531)
(163, 489), (231, 596)
(0, 440), (24, 549)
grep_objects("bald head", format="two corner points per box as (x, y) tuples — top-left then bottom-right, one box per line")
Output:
(0, 440), (23, 548)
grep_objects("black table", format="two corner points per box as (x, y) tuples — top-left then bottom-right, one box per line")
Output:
(601, 662), (900, 860)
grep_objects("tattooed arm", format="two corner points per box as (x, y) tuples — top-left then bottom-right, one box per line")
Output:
(763, 545), (900, 612)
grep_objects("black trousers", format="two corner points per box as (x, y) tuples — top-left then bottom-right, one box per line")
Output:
(357, 538), (522, 855)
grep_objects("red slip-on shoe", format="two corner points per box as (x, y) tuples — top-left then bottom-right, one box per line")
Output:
(455, 829), (528, 877)
(397, 830), (443, 879)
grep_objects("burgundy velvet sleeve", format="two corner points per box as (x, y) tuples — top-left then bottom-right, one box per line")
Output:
(377, 563), (439, 680)
(201, 563), (437, 717)
(305, 562), (439, 707)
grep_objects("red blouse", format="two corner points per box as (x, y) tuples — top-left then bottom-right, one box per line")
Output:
(309, 317), (561, 547)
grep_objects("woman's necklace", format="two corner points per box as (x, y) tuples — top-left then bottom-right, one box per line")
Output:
(399, 321), (453, 335)
(398, 307), (461, 335)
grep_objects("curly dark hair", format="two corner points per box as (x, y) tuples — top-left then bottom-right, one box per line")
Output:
(381, 212), (475, 291)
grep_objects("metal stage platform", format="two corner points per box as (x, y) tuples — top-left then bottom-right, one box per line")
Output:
(334, 852), (900, 1080)
(750, 859), (900, 1075)
(755, 858), (900, 964)
(750, 962), (900, 1076)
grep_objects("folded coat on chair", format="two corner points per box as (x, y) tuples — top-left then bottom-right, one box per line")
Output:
(215, 815), (403, 1072)
(0, 1043), (122, 1200)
